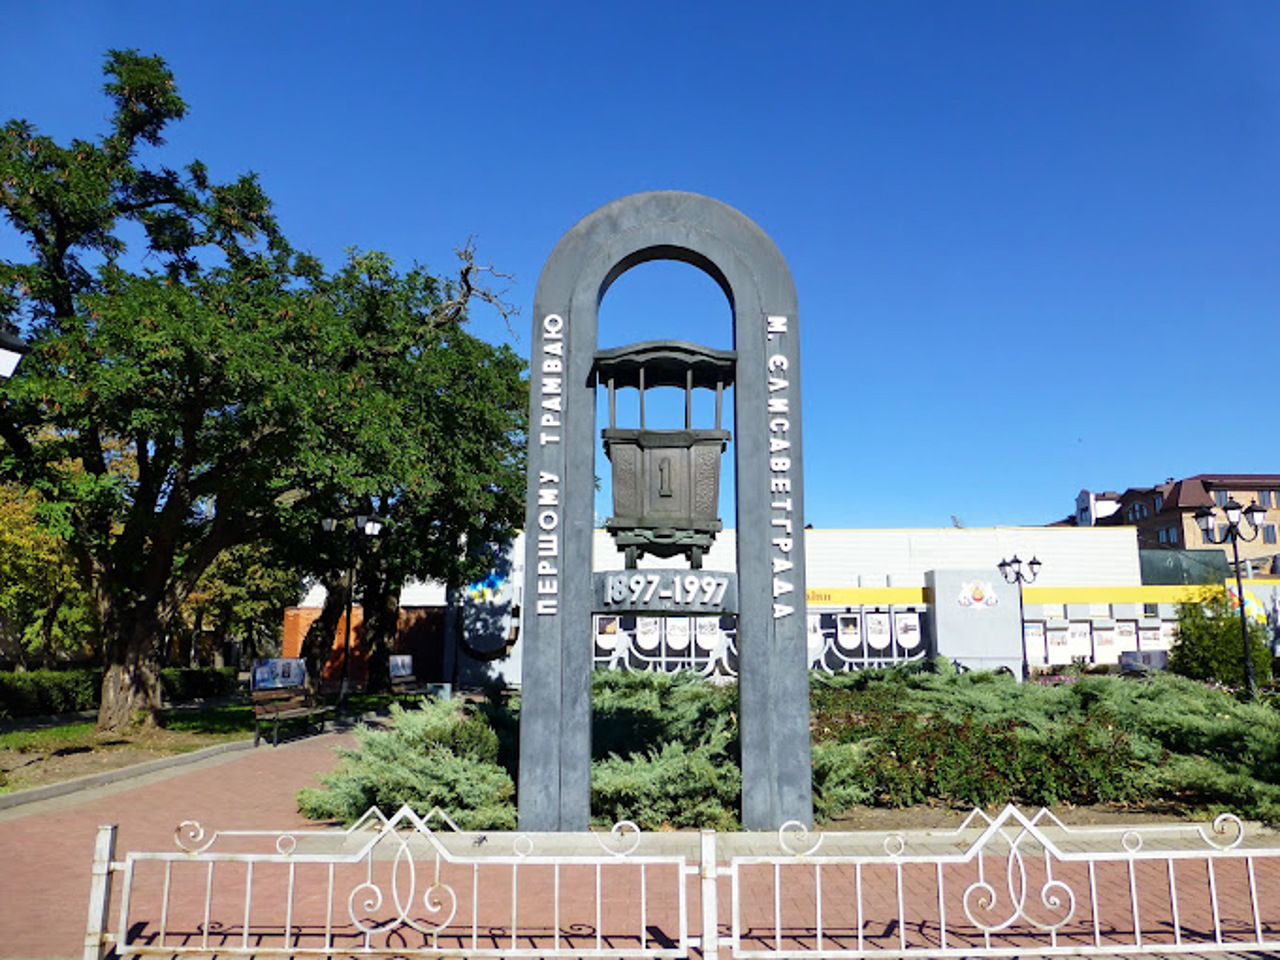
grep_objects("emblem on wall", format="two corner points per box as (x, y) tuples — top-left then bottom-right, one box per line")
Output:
(958, 580), (998, 608)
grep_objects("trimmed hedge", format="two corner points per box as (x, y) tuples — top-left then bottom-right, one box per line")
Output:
(0, 666), (239, 719)
(0, 668), (102, 719)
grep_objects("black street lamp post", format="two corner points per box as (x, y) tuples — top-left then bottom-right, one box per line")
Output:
(1195, 499), (1266, 700)
(322, 514), (383, 712)
(998, 555), (1042, 680)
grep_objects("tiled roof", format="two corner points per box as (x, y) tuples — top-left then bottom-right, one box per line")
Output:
(1161, 478), (1212, 511)
(1181, 473), (1280, 486)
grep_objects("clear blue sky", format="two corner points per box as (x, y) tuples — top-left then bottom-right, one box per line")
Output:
(3, 1), (1277, 529)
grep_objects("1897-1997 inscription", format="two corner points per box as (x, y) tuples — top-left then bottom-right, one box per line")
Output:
(594, 570), (738, 614)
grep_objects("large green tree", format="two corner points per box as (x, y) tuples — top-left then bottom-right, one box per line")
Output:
(0, 51), (526, 728)
(295, 251), (527, 690)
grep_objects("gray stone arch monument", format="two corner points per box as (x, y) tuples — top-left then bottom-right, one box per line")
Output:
(518, 191), (811, 830)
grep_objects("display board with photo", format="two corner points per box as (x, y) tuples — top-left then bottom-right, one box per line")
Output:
(252, 658), (306, 691)
(1024, 622), (1047, 666)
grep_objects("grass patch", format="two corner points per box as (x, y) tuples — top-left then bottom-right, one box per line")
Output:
(0, 722), (98, 752)
(163, 704), (255, 735)
(1, 707), (254, 793)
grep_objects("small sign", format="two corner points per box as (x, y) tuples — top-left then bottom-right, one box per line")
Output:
(836, 613), (861, 651)
(1116, 621), (1138, 651)
(1066, 622), (1093, 660)
(252, 658), (306, 691)
(666, 617), (691, 651)
(866, 612), (891, 650)
(1024, 622), (1047, 665)
(895, 612), (922, 650)
(389, 654), (413, 679)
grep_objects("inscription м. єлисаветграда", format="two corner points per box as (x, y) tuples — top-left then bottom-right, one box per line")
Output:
(767, 315), (796, 619)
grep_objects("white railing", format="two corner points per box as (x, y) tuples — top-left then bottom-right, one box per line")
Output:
(86, 804), (1280, 960)
(722, 805), (1280, 958)
(86, 805), (700, 959)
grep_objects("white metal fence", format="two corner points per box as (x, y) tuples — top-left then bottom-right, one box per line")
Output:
(86, 804), (1280, 959)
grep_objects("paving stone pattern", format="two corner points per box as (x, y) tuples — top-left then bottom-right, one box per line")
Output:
(0, 731), (349, 959)
(3, 731), (1279, 959)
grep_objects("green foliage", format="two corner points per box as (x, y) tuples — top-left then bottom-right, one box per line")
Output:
(812, 668), (1280, 823)
(0, 668), (102, 718)
(0, 665), (236, 718)
(810, 740), (875, 820)
(0, 482), (93, 665)
(590, 671), (739, 829)
(1170, 590), (1272, 688)
(158, 667), (238, 703)
(297, 672), (742, 831)
(1, 50), (526, 727)
(591, 670), (737, 760)
(593, 741), (741, 830)
(296, 666), (1280, 831)
(297, 700), (515, 829)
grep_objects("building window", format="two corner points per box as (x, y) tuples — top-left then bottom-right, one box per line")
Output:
(1158, 528), (1167, 544)
(1215, 489), (1228, 507)
(1202, 527), (1215, 545)
(1260, 490), (1275, 508)
(1154, 495), (1163, 511)
(1167, 526), (1178, 545)
(1265, 524), (1278, 545)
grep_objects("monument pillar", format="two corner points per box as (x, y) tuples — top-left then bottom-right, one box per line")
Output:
(518, 191), (811, 830)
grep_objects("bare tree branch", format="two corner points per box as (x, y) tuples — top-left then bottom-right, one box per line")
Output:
(440, 239), (520, 339)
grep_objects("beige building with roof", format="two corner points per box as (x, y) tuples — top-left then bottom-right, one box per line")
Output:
(1078, 474), (1280, 576)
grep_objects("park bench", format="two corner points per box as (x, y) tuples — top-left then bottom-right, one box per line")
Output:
(250, 658), (332, 746)
(388, 653), (448, 702)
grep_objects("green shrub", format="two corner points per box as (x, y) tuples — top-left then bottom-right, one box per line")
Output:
(811, 668), (1280, 823)
(589, 671), (740, 828)
(592, 740), (741, 830)
(159, 667), (238, 703)
(592, 670), (737, 760)
(0, 668), (102, 718)
(1170, 592), (1272, 688)
(811, 740), (874, 819)
(298, 666), (1280, 831)
(297, 699), (514, 829)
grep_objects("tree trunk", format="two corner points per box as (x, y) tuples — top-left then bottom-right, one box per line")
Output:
(364, 584), (399, 694)
(98, 659), (162, 730)
(97, 615), (163, 731)
(301, 574), (345, 689)
(38, 591), (64, 670)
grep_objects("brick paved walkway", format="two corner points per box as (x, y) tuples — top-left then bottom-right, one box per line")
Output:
(0, 729), (354, 960)
(4, 731), (1280, 960)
